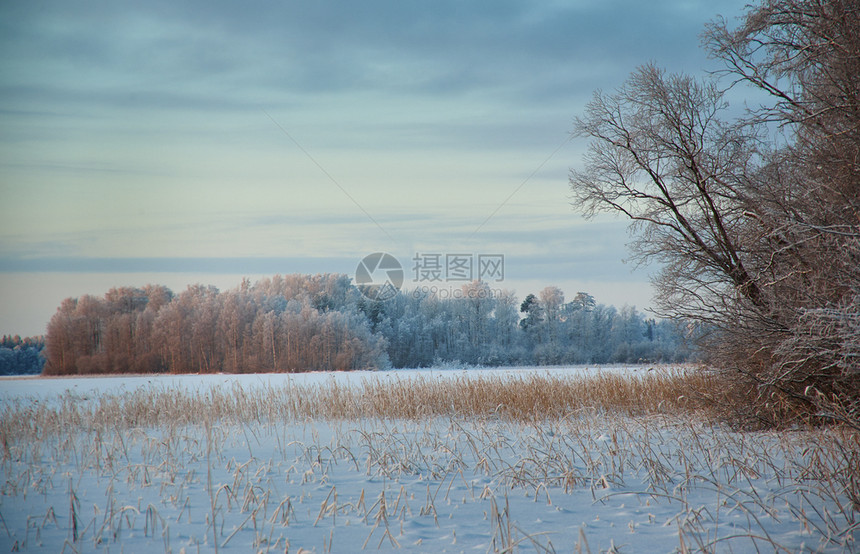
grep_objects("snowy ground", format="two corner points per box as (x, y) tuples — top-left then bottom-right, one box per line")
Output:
(0, 366), (856, 552)
(0, 365), (650, 401)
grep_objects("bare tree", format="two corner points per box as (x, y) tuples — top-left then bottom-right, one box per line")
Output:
(571, 0), (860, 426)
(708, 0), (860, 412)
(571, 64), (763, 321)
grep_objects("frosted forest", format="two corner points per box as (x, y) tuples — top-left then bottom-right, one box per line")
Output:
(43, 274), (694, 376)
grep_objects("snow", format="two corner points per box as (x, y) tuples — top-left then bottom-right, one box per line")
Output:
(0, 366), (855, 552)
(0, 365), (651, 401)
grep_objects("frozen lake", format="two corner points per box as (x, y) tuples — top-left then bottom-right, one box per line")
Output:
(0, 364), (655, 401)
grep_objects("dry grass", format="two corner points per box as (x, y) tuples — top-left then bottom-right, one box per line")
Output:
(0, 368), (714, 441)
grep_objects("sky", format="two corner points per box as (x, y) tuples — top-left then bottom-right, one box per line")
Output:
(0, 0), (750, 337)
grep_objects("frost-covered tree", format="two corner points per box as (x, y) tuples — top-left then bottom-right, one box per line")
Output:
(0, 335), (45, 375)
(570, 0), (860, 425)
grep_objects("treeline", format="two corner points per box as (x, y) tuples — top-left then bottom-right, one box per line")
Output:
(370, 283), (692, 367)
(43, 274), (694, 375)
(0, 335), (46, 375)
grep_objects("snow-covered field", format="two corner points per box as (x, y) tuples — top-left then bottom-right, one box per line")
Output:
(0, 365), (645, 401)
(0, 366), (856, 552)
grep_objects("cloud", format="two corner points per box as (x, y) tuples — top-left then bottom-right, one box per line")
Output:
(0, 0), (749, 169)
(1, 0), (738, 115)
(0, 255), (356, 275)
(0, 209), (642, 280)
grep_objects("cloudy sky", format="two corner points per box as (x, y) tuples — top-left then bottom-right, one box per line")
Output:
(0, 0), (748, 336)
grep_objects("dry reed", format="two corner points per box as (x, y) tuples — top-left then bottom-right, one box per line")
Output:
(0, 368), (714, 441)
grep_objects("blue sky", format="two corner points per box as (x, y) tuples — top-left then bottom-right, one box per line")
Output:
(0, 0), (748, 336)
